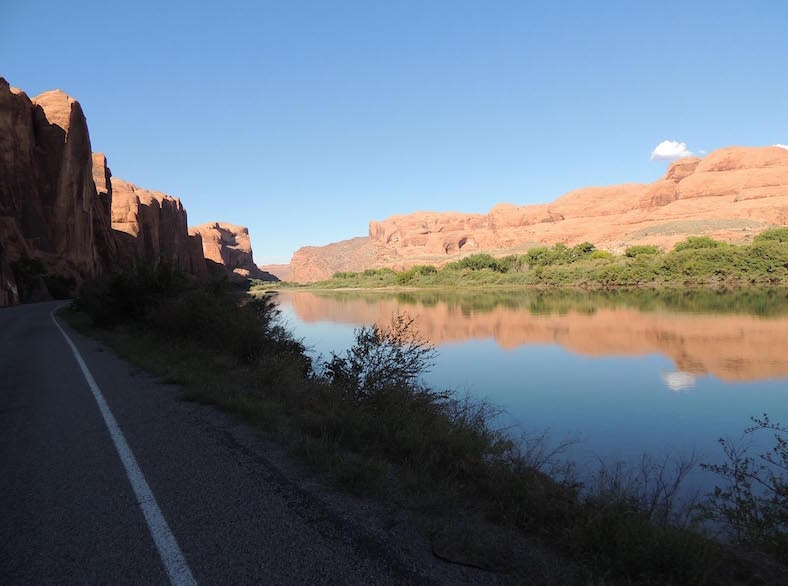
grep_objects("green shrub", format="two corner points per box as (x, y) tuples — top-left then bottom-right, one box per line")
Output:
(395, 268), (416, 285)
(363, 268), (396, 277)
(588, 250), (614, 261)
(445, 253), (500, 272)
(754, 227), (788, 244)
(494, 254), (527, 273)
(525, 246), (560, 267)
(625, 245), (660, 257)
(412, 264), (438, 276)
(310, 231), (788, 289)
(566, 241), (596, 262)
(672, 236), (723, 252)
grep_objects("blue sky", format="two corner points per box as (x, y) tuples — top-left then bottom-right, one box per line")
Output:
(2, 1), (787, 264)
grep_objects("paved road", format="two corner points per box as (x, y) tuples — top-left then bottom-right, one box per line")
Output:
(0, 301), (409, 584)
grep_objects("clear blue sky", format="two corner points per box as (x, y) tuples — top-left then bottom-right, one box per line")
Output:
(2, 1), (786, 264)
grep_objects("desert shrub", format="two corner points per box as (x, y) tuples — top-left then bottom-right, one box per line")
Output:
(566, 241), (596, 262)
(525, 245), (561, 267)
(149, 289), (306, 366)
(589, 250), (614, 261)
(363, 267), (396, 277)
(413, 264), (438, 275)
(324, 313), (436, 400)
(524, 242), (595, 268)
(445, 253), (500, 272)
(494, 254), (527, 273)
(395, 264), (438, 285)
(754, 227), (788, 244)
(75, 263), (191, 326)
(672, 236), (723, 252)
(76, 263), (307, 367)
(699, 415), (788, 562)
(625, 245), (660, 257)
(394, 268), (416, 285)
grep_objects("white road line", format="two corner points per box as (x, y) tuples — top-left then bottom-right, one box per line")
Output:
(51, 308), (197, 586)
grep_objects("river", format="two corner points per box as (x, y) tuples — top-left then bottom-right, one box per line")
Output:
(273, 288), (788, 494)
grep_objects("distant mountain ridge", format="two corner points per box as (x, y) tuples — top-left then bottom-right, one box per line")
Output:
(288, 146), (788, 282)
(0, 77), (274, 306)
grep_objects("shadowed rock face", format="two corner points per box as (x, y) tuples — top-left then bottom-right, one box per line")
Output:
(1, 77), (273, 306)
(0, 240), (18, 306)
(0, 78), (111, 284)
(90, 153), (119, 271)
(289, 146), (788, 282)
(189, 222), (276, 281)
(0, 79), (215, 303)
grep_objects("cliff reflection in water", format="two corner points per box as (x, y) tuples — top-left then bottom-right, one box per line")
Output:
(276, 289), (788, 384)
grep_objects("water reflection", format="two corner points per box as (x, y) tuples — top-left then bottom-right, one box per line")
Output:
(274, 289), (788, 494)
(660, 371), (696, 392)
(276, 289), (788, 385)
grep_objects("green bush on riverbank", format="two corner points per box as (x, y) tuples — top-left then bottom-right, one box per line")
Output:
(68, 265), (788, 582)
(305, 229), (788, 290)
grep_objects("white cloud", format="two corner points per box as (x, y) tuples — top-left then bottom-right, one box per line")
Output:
(774, 144), (788, 150)
(650, 140), (695, 161)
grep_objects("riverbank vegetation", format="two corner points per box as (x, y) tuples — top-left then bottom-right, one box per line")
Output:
(65, 264), (787, 583)
(288, 228), (788, 291)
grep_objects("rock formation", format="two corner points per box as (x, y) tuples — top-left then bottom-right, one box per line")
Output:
(189, 222), (276, 281)
(108, 176), (207, 277)
(90, 153), (119, 271)
(0, 77), (268, 306)
(259, 263), (292, 281)
(0, 78), (105, 284)
(289, 146), (788, 282)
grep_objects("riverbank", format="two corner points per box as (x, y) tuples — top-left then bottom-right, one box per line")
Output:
(64, 265), (788, 583)
(260, 230), (788, 292)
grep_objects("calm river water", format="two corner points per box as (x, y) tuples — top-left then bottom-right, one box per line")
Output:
(273, 288), (788, 493)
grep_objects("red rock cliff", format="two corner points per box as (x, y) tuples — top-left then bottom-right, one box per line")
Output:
(289, 146), (788, 282)
(109, 176), (207, 277)
(189, 222), (275, 281)
(0, 77), (234, 305)
(0, 77), (122, 303)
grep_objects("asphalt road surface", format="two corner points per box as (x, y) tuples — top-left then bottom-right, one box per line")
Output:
(0, 301), (411, 584)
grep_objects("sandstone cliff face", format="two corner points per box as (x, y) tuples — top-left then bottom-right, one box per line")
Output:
(189, 222), (275, 281)
(289, 146), (788, 282)
(1, 77), (258, 306)
(90, 153), (119, 271)
(109, 177), (207, 277)
(259, 263), (292, 281)
(0, 78), (108, 283)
